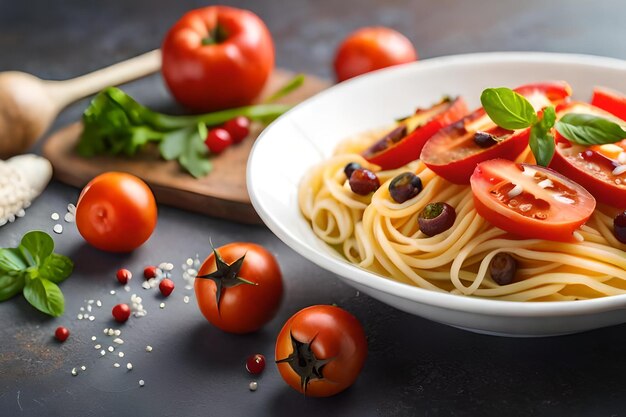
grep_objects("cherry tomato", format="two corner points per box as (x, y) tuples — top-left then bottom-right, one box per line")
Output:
(116, 268), (132, 285)
(161, 6), (275, 112)
(75, 172), (157, 253)
(143, 265), (157, 280)
(205, 128), (233, 154)
(550, 102), (626, 208)
(246, 354), (266, 375)
(223, 116), (251, 143)
(470, 159), (596, 241)
(421, 81), (572, 184)
(112, 304), (131, 323)
(55, 326), (70, 342)
(361, 96), (468, 170)
(159, 278), (175, 297)
(275, 305), (367, 397)
(194, 242), (283, 334)
(333, 27), (417, 82)
(591, 86), (626, 121)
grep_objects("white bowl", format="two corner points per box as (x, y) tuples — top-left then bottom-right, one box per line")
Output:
(247, 52), (626, 337)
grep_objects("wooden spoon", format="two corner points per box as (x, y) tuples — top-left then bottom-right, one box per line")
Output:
(0, 49), (161, 159)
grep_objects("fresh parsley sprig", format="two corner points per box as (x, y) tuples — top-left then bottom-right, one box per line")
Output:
(0, 231), (73, 317)
(481, 87), (626, 167)
(77, 75), (305, 178)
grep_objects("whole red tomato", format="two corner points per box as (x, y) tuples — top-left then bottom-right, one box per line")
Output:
(161, 6), (275, 112)
(275, 305), (367, 397)
(75, 172), (157, 252)
(194, 242), (283, 334)
(333, 27), (417, 82)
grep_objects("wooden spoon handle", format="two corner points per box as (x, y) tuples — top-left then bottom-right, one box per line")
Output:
(45, 49), (161, 108)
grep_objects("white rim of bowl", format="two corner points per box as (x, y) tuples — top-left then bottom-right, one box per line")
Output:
(248, 51), (626, 318)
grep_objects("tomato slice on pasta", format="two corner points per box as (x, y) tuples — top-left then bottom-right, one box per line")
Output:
(421, 81), (572, 184)
(591, 86), (626, 122)
(361, 96), (468, 170)
(470, 159), (596, 242)
(550, 101), (626, 208)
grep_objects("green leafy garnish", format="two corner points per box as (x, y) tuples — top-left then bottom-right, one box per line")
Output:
(481, 88), (538, 129)
(0, 231), (73, 316)
(529, 106), (556, 167)
(77, 75), (306, 178)
(555, 113), (626, 146)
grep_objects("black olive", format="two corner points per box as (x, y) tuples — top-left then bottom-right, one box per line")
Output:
(474, 131), (498, 148)
(489, 253), (517, 285)
(418, 202), (456, 236)
(349, 168), (380, 195)
(614, 211), (626, 244)
(389, 172), (423, 203)
(362, 125), (408, 157)
(344, 162), (361, 179)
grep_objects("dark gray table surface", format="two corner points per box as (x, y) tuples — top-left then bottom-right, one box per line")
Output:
(2, 1), (626, 416)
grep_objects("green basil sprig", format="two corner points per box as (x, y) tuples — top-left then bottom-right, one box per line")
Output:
(481, 87), (626, 167)
(481, 87), (555, 166)
(0, 231), (73, 316)
(555, 113), (626, 146)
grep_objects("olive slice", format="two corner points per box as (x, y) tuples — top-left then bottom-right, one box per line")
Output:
(489, 253), (517, 285)
(343, 162), (361, 179)
(418, 202), (456, 236)
(389, 172), (423, 203)
(614, 211), (626, 244)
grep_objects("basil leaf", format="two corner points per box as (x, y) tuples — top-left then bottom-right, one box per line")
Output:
(23, 278), (64, 317)
(555, 113), (626, 146)
(0, 248), (29, 271)
(39, 254), (74, 284)
(20, 231), (54, 266)
(178, 127), (212, 178)
(529, 106), (556, 167)
(159, 127), (194, 161)
(481, 87), (538, 130)
(0, 271), (26, 301)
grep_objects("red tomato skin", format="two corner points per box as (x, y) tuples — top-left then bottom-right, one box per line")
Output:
(334, 27), (417, 82)
(422, 109), (531, 184)
(161, 6), (275, 112)
(194, 243), (283, 334)
(470, 159), (596, 242)
(591, 87), (626, 122)
(275, 305), (367, 397)
(75, 172), (157, 253)
(364, 97), (469, 170)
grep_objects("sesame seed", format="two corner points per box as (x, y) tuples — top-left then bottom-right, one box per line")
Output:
(186, 258), (193, 266)
(249, 381), (258, 391)
(94, 344), (101, 349)
(103, 328), (109, 334)
(139, 380), (145, 387)
(118, 352), (124, 358)
(141, 282), (150, 290)
(96, 300), (102, 307)
(53, 224), (63, 234)
(71, 368), (77, 376)
(64, 212), (75, 223)
(51, 212), (60, 220)
(80, 307), (85, 312)
(114, 330), (121, 336)
(88, 316), (95, 321)
(126, 363), (133, 370)
(88, 299), (94, 304)
(145, 346), (153, 352)
(113, 338), (124, 344)
(67, 203), (76, 214)
(91, 336), (97, 341)
(100, 350), (106, 356)
(124, 285), (130, 292)
(114, 363), (120, 368)
(77, 314), (83, 320)
(159, 302), (165, 309)
(87, 305), (92, 312)
(110, 290), (116, 295)
(108, 346), (114, 352)
(80, 366), (86, 371)
(108, 329), (115, 336)
(183, 296), (190, 304)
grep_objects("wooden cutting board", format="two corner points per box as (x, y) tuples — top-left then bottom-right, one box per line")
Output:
(43, 70), (330, 224)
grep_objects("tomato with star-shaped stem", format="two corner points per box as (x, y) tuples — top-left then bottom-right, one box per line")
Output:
(194, 242), (283, 334)
(275, 305), (367, 397)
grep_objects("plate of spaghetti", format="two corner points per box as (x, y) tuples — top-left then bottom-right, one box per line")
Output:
(247, 52), (626, 336)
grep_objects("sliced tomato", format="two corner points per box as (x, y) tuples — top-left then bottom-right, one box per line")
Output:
(471, 159), (595, 242)
(550, 101), (626, 208)
(361, 96), (468, 170)
(591, 86), (626, 122)
(421, 81), (572, 184)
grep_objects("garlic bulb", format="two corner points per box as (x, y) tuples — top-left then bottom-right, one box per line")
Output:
(0, 154), (52, 226)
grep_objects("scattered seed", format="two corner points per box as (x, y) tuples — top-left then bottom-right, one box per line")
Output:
(87, 305), (92, 312)
(77, 314), (83, 320)
(80, 307), (85, 312)
(127, 363), (133, 370)
(103, 328), (109, 334)
(114, 363), (120, 368)
(110, 290), (116, 295)
(141, 282), (150, 290)
(249, 381), (258, 391)
(91, 336), (97, 341)
(100, 350), (106, 356)
(114, 329), (121, 336)
(88, 316), (95, 321)
(113, 338), (124, 344)
(51, 212), (60, 220)
(53, 224), (63, 234)
(186, 258), (193, 266)
(71, 368), (77, 376)
(108, 329), (115, 336)
(108, 346), (114, 352)
(64, 212), (75, 223)
(67, 203), (76, 214)
(139, 380), (145, 387)
(159, 302), (165, 309)
(183, 296), (190, 304)
(80, 366), (86, 371)
(96, 300), (102, 307)
(94, 344), (101, 349)
(88, 299), (94, 304)
(118, 352), (124, 358)
(145, 346), (153, 352)
(124, 285), (130, 292)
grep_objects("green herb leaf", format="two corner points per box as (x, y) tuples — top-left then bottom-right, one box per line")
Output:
(39, 254), (74, 284)
(264, 74), (305, 103)
(0, 248), (29, 271)
(20, 231), (54, 266)
(529, 106), (556, 167)
(481, 87), (538, 130)
(159, 127), (193, 160)
(555, 113), (626, 146)
(178, 125), (212, 178)
(0, 271), (25, 301)
(23, 278), (64, 317)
